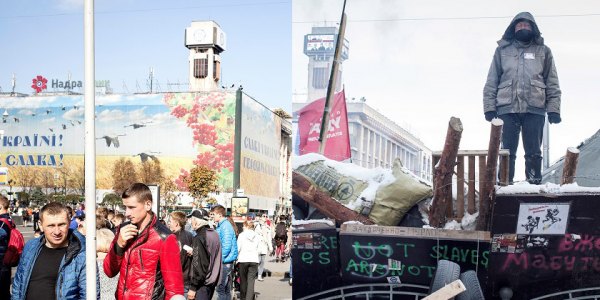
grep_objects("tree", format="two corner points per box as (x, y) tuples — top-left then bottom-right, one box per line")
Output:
(36, 168), (55, 195)
(112, 158), (138, 196)
(69, 165), (85, 195)
(103, 193), (122, 207)
(11, 166), (38, 194)
(160, 178), (178, 209)
(273, 108), (292, 119)
(186, 165), (217, 205)
(29, 187), (46, 206)
(138, 159), (164, 185)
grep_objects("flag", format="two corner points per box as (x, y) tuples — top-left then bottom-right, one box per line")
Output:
(297, 90), (351, 161)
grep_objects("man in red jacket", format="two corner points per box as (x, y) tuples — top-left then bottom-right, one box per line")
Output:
(104, 183), (185, 300)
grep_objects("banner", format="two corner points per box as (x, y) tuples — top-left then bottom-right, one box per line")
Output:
(239, 93), (282, 201)
(297, 90), (350, 161)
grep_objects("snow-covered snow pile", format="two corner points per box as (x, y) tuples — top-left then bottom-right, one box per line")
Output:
(292, 219), (335, 227)
(497, 182), (600, 194)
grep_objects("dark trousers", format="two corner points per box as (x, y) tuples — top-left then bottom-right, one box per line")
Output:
(0, 266), (11, 299)
(498, 113), (545, 184)
(194, 285), (215, 300)
(239, 262), (258, 300)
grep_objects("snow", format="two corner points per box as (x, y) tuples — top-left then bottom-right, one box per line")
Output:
(443, 220), (462, 230)
(497, 182), (600, 194)
(342, 220), (365, 225)
(461, 212), (479, 231)
(292, 219), (335, 227)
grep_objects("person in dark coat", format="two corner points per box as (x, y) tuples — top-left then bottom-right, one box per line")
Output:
(168, 211), (194, 296)
(188, 209), (222, 300)
(483, 11), (562, 184)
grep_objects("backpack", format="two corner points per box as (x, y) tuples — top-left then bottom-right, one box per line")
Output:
(0, 218), (25, 267)
(275, 222), (287, 239)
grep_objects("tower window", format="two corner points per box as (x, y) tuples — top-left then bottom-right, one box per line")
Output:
(194, 58), (208, 78)
(312, 66), (328, 89)
(213, 60), (221, 81)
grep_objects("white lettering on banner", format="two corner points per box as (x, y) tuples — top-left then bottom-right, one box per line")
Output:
(307, 131), (343, 142)
(308, 116), (342, 135)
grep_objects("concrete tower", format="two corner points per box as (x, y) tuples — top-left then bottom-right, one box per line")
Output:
(185, 21), (226, 92)
(304, 26), (349, 102)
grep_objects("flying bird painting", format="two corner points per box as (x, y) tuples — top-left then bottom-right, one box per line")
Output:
(133, 152), (160, 163)
(97, 134), (126, 148)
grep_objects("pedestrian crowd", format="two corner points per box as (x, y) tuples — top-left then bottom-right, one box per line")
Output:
(0, 182), (292, 300)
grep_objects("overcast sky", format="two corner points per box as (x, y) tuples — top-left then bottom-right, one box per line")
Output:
(293, 0), (600, 182)
(0, 0), (291, 111)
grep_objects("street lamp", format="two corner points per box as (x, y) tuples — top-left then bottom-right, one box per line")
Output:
(7, 179), (14, 205)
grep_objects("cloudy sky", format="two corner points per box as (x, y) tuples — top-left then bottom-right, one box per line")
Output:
(293, 0), (600, 182)
(0, 0), (291, 111)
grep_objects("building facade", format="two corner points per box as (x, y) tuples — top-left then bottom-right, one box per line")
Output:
(294, 26), (432, 181)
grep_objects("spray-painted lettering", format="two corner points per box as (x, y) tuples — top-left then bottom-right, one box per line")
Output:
(430, 245), (489, 268)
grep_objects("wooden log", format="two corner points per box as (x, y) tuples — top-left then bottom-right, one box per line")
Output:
(478, 155), (486, 213)
(477, 118), (503, 231)
(499, 151), (509, 186)
(456, 156), (465, 219)
(467, 155), (476, 214)
(561, 147), (580, 185)
(432, 155), (441, 186)
(292, 171), (375, 225)
(429, 117), (463, 228)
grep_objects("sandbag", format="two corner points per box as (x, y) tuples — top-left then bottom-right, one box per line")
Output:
(294, 160), (369, 207)
(369, 159), (433, 226)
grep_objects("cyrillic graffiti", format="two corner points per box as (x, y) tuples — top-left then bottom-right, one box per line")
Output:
(297, 234), (337, 266)
(345, 241), (488, 280)
(501, 234), (600, 272)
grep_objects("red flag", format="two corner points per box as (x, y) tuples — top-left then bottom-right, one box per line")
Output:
(298, 90), (351, 161)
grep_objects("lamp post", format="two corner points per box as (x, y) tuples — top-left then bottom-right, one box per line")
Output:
(7, 179), (14, 205)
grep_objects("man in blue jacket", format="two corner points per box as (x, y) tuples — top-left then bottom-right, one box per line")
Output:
(210, 205), (238, 300)
(11, 201), (99, 300)
(0, 195), (13, 299)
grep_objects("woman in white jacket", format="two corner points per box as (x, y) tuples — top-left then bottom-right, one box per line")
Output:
(255, 214), (273, 281)
(237, 220), (260, 300)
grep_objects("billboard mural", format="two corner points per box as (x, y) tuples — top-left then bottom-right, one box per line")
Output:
(0, 92), (235, 192)
(239, 93), (282, 206)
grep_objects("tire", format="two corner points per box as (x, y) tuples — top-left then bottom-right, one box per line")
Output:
(429, 260), (461, 295)
(456, 270), (485, 300)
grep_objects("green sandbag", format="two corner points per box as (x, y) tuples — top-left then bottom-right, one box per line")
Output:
(369, 159), (433, 226)
(295, 160), (368, 207)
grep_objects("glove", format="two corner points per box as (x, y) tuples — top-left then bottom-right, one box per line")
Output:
(484, 111), (497, 122)
(548, 112), (561, 124)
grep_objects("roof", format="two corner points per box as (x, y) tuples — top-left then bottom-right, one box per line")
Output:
(542, 129), (600, 187)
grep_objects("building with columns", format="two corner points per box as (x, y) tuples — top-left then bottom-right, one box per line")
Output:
(293, 26), (432, 181)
